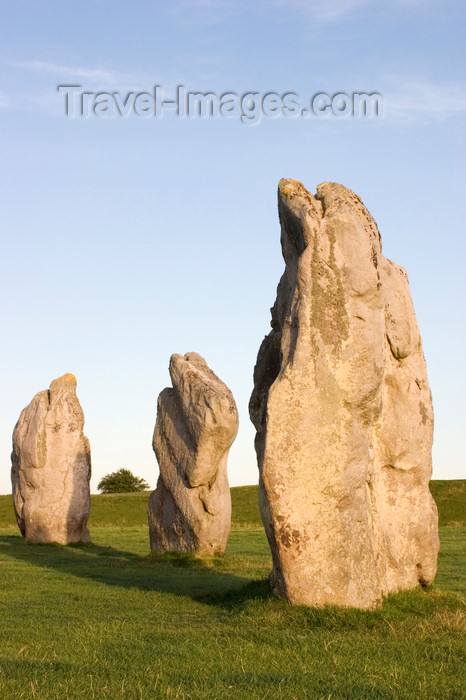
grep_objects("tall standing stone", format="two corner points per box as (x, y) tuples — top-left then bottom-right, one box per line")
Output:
(11, 374), (92, 544)
(148, 352), (238, 555)
(249, 179), (439, 608)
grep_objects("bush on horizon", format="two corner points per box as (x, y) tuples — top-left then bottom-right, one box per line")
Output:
(97, 468), (149, 494)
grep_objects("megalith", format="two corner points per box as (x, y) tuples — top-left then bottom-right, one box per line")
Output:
(249, 179), (439, 608)
(11, 373), (92, 544)
(148, 352), (239, 554)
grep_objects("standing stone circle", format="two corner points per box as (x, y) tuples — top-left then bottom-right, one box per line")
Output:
(249, 179), (439, 608)
(148, 352), (239, 554)
(11, 373), (92, 544)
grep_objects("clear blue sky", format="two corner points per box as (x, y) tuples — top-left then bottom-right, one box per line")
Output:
(1, 0), (465, 494)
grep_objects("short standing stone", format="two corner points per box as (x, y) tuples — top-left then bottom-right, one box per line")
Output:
(148, 353), (239, 554)
(249, 179), (439, 608)
(11, 374), (92, 544)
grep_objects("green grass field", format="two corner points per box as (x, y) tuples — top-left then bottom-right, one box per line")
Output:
(0, 482), (464, 699)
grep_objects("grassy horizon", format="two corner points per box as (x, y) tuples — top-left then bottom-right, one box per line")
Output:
(1, 479), (464, 529)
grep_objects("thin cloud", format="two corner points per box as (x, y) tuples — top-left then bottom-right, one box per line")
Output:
(273, 0), (441, 23)
(383, 77), (466, 122)
(169, 0), (373, 24)
(276, 0), (375, 22)
(1, 60), (190, 114)
(7, 60), (140, 87)
(5, 59), (191, 93)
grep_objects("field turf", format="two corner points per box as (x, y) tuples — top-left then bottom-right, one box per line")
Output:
(0, 481), (464, 699)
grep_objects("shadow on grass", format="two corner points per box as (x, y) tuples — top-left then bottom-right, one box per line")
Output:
(2, 534), (462, 636)
(0, 535), (270, 609)
(0, 658), (72, 676)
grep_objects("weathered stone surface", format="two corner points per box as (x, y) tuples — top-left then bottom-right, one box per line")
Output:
(148, 352), (239, 554)
(249, 179), (439, 608)
(11, 374), (92, 544)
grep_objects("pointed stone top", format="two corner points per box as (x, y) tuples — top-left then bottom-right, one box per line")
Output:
(49, 373), (77, 399)
(278, 178), (380, 254)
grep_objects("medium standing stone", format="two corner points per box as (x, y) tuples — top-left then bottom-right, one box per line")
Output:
(11, 374), (92, 544)
(148, 353), (238, 554)
(249, 179), (439, 608)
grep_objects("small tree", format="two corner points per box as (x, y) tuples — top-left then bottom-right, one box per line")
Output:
(97, 468), (149, 494)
